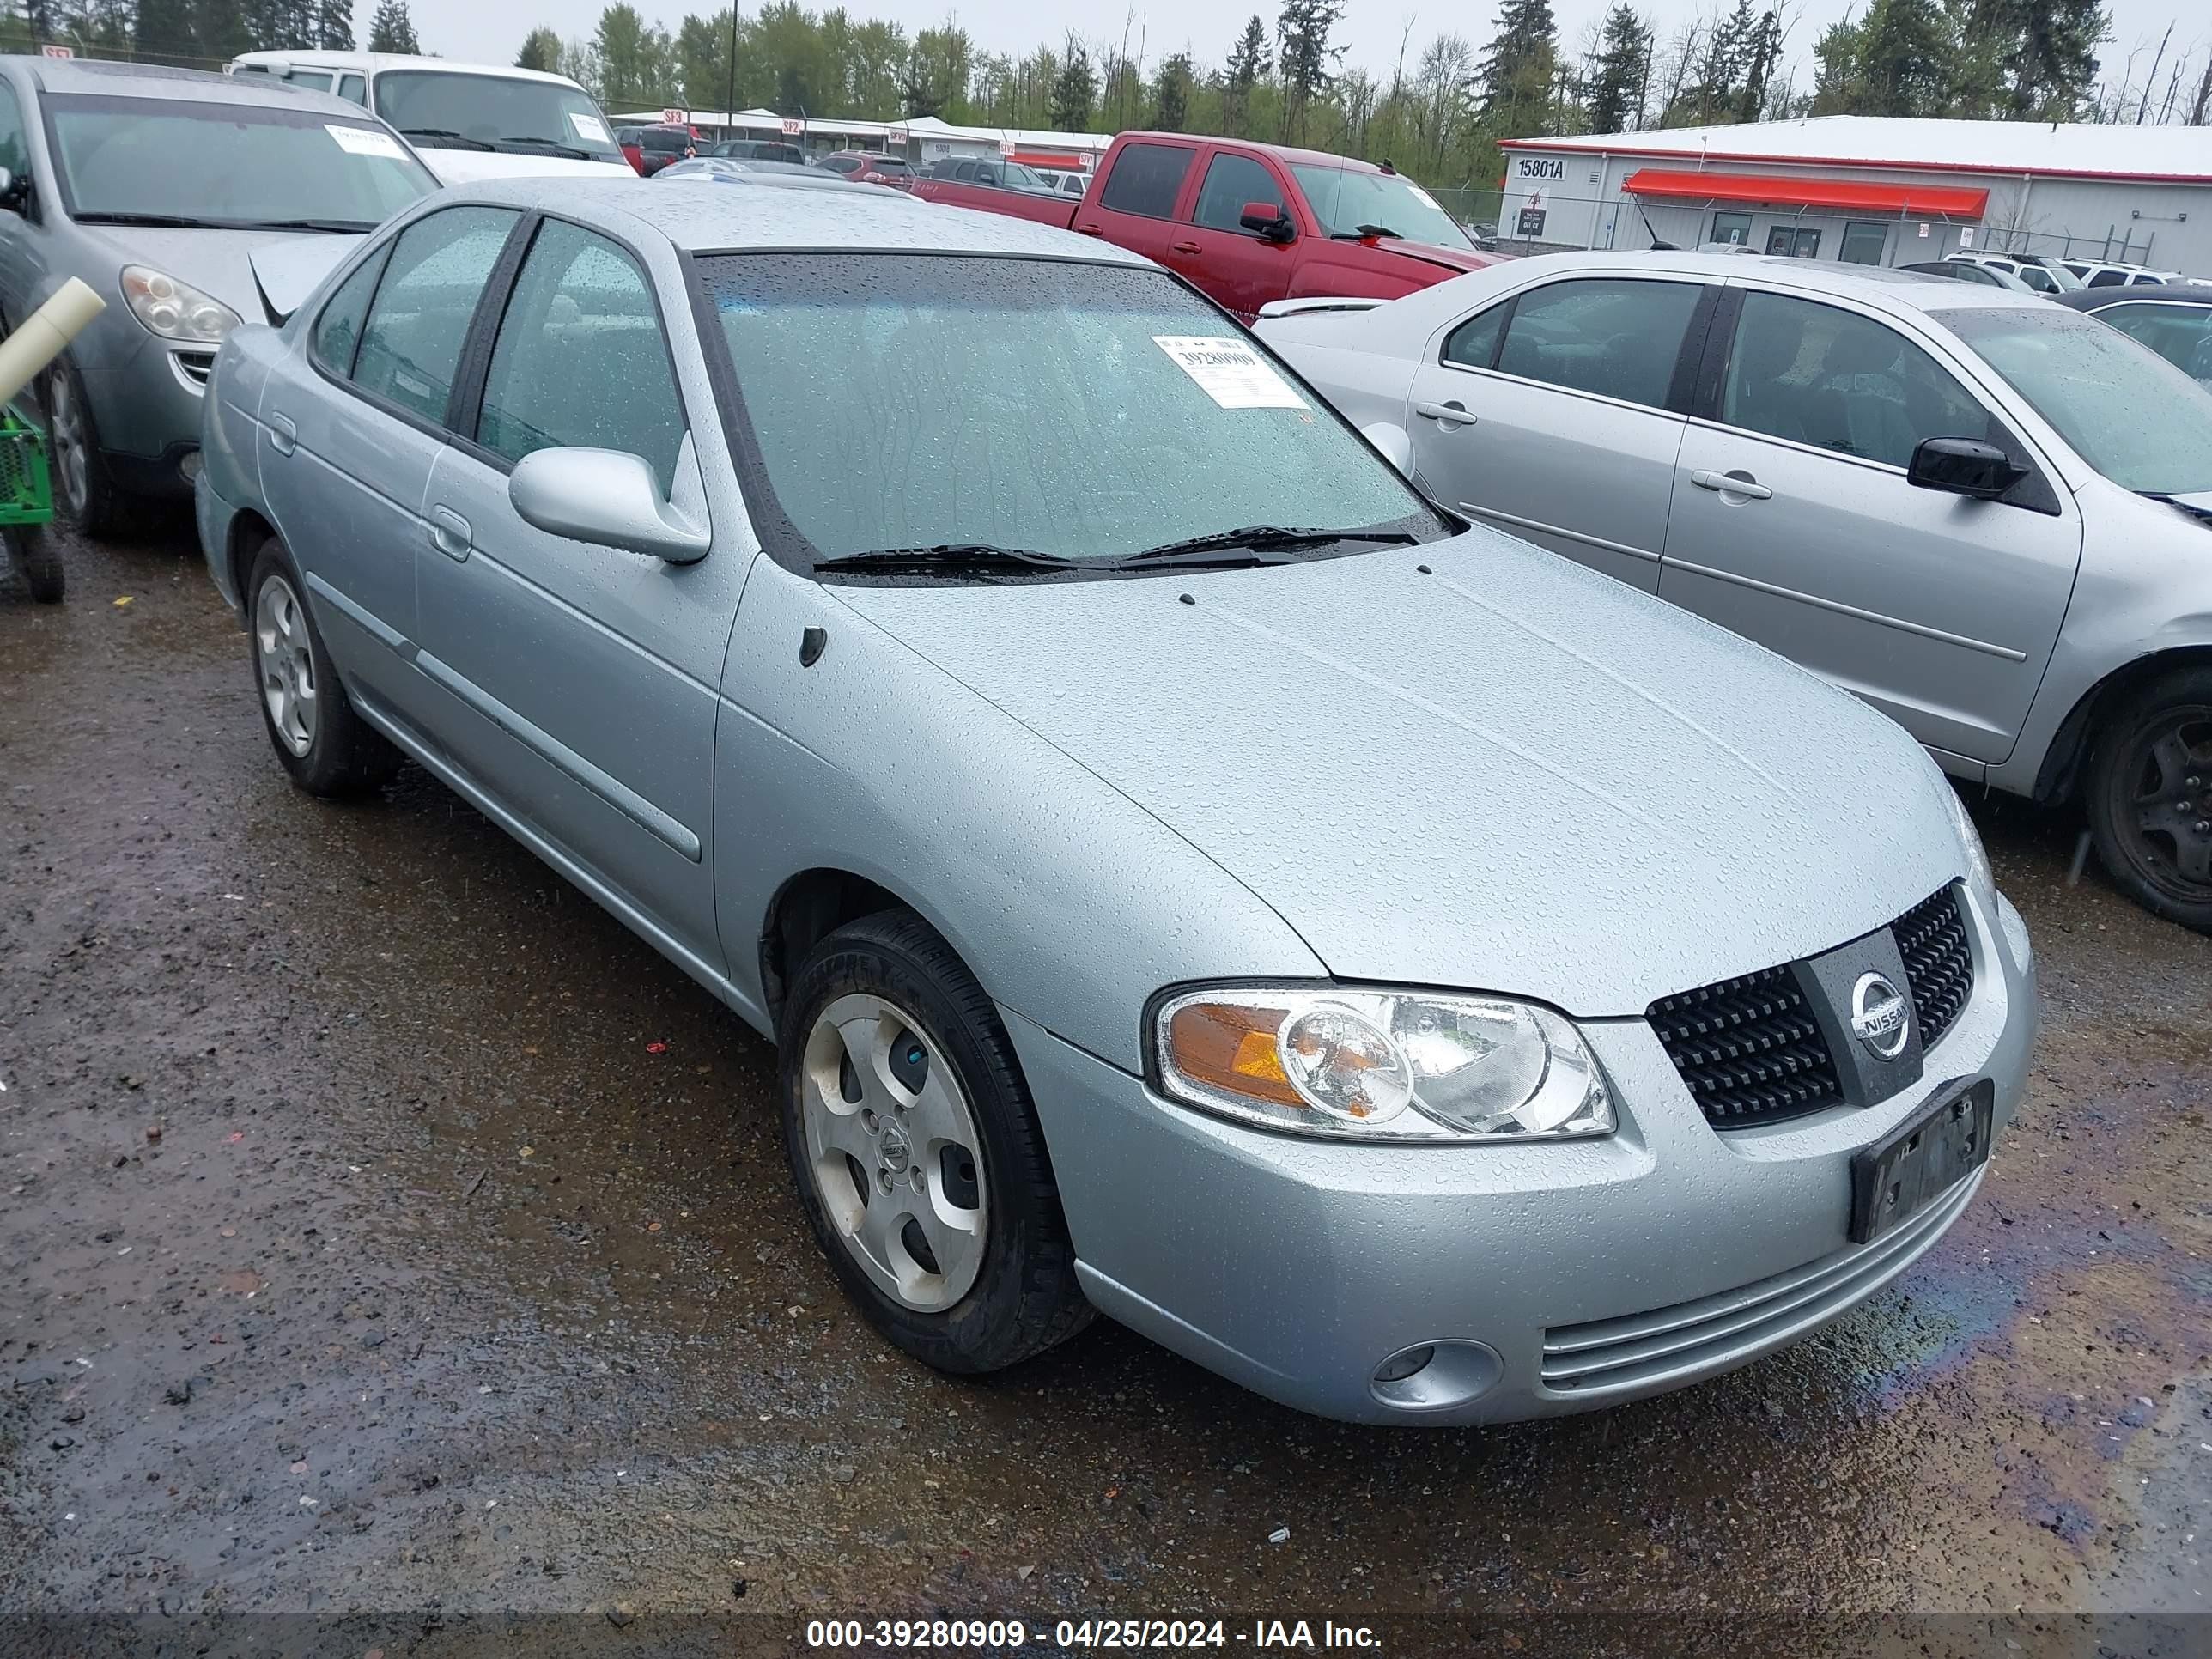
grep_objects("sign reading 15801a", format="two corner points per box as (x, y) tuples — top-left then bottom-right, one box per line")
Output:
(1516, 156), (1565, 180)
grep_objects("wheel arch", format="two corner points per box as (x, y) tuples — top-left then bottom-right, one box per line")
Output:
(2033, 644), (2212, 803)
(228, 507), (280, 618)
(757, 866), (909, 1036)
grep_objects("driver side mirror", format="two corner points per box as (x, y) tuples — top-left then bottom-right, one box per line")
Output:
(0, 167), (27, 215)
(1239, 200), (1294, 242)
(1360, 422), (1413, 477)
(1907, 436), (2027, 501)
(509, 447), (710, 562)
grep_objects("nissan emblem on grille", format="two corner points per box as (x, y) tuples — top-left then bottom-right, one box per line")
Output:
(1849, 972), (1911, 1060)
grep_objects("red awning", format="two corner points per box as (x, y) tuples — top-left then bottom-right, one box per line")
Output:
(1621, 167), (1989, 219)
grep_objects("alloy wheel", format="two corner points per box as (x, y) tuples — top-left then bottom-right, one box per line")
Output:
(799, 991), (988, 1311)
(46, 369), (88, 518)
(2124, 709), (2212, 902)
(255, 574), (318, 757)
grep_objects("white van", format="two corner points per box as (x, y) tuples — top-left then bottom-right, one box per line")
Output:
(227, 52), (633, 184)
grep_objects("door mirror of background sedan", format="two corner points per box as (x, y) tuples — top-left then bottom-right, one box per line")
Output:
(1239, 201), (1294, 241)
(1907, 436), (2028, 502)
(0, 167), (27, 214)
(1361, 421), (1414, 477)
(508, 446), (711, 563)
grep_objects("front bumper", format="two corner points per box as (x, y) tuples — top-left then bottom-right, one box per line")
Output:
(79, 348), (214, 500)
(1008, 884), (2036, 1425)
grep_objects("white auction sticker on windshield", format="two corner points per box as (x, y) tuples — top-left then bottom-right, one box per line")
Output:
(569, 112), (611, 144)
(1152, 335), (1307, 410)
(327, 124), (407, 161)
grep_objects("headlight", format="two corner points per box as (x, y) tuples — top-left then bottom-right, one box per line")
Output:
(120, 265), (240, 343)
(1152, 985), (1614, 1142)
(1941, 779), (1996, 901)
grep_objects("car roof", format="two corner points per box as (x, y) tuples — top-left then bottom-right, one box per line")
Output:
(1488, 248), (2051, 317)
(230, 50), (588, 91)
(1115, 129), (1390, 174)
(15, 55), (367, 113)
(2053, 287), (2212, 311)
(440, 174), (1154, 264)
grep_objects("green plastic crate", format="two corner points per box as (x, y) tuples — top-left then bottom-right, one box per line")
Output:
(0, 404), (52, 526)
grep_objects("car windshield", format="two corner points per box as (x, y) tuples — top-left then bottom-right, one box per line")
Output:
(374, 70), (622, 161)
(1292, 164), (1474, 249)
(1947, 304), (2212, 495)
(46, 93), (434, 229)
(698, 252), (1437, 569)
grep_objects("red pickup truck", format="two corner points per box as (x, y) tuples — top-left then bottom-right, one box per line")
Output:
(909, 132), (1502, 321)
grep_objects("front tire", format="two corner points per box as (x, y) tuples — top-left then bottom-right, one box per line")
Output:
(246, 538), (400, 798)
(44, 357), (132, 542)
(779, 910), (1092, 1374)
(2085, 665), (2212, 933)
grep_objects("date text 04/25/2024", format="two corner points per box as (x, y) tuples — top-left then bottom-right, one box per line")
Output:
(804, 1619), (1384, 1649)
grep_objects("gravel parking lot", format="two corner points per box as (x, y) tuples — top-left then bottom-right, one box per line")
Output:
(2, 521), (2208, 1647)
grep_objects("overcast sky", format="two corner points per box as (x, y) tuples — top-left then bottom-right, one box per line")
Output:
(422, 1), (2208, 107)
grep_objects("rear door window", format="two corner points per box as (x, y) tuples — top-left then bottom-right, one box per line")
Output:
(1097, 141), (1193, 219)
(1494, 278), (1704, 409)
(352, 204), (520, 425)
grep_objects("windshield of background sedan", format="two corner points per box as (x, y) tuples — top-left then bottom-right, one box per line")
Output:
(47, 94), (435, 229)
(698, 252), (1438, 568)
(1292, 164), (1474, 249)
(1946, 305), (2212, 495)
(374, 70), (624, 163)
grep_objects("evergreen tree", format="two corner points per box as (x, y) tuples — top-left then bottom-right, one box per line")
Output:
(1809, 12), (1865, 113)
(516, 24), (562, 72)
(1475, 0), (1559, 136)
(131, 0), (196, 60)
(1151, 50), (1194, 130)
(1856, 0), (1950, 116)
(1049, 37), (1095, 131)
(316, 0), (352, 50)
(1223, 15), (1271, 137)
(1736, 6), (1785, 122)
(1275, 0), (1343, 145)
(2004, 0), (2104, 118)
(366, 0), (417, 53)
(1585, 3), (1651, 134)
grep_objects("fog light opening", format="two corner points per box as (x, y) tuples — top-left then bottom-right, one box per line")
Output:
(178, 449), (203, 483)
(1372, 1345), (1435, 1384)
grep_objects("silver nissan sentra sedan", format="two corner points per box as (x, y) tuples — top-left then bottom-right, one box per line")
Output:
(194, 178), (2036, 1425)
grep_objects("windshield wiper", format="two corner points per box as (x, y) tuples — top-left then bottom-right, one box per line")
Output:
(1119, 525), (1421, 563)
(72, 210), (222, 228)
(1331, 223), (1402, 240)
(399, 128), (495, 151)
(246, 217), (376, 234)
(500, 137), (593, 159)
(814, 544), (1084, 574)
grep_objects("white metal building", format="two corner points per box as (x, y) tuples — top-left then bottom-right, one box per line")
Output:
(1498, 117), (2212, 275)
(886, 116), (1115, 174)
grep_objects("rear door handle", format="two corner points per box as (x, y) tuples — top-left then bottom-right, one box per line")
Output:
(428, 504), (472, 562)
(1413, 399), (1474, 427)
(1170, 240), (1201, 254)
(267, 412), (297, 456)
(1691, 468), (1772, 500)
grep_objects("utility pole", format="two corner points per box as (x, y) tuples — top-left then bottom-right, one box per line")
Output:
(725, 4), (739, 134)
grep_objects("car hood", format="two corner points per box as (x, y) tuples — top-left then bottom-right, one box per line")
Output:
(831, 526), (1963, 1018)
(75, 225), (363, 325)
(1376, 236), (1504, 275)
(414, 149), (633, 185)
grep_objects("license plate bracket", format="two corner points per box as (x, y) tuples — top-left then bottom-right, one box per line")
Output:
(1848, 1078), (1994, 1245)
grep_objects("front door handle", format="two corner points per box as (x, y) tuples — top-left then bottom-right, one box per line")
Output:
(1691, 469), (1772, 500)
(428, 504), (472, 562)
(1074, 222), (1103, 236)
(1413, 399), (1474, 428)
(267, 412), (297, 457)
(1170, 240), (1201, 254)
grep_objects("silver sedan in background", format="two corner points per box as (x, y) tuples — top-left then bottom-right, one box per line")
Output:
(195, 180), (2033, 1424)
(1259, 252), (2212, 934)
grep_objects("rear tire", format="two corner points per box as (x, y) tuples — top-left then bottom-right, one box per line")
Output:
(245, 537), (401, 799)
(779, 909), (1092, 1375)
(2085, 665), (2212, 933)
(10, 524), (60, 602)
